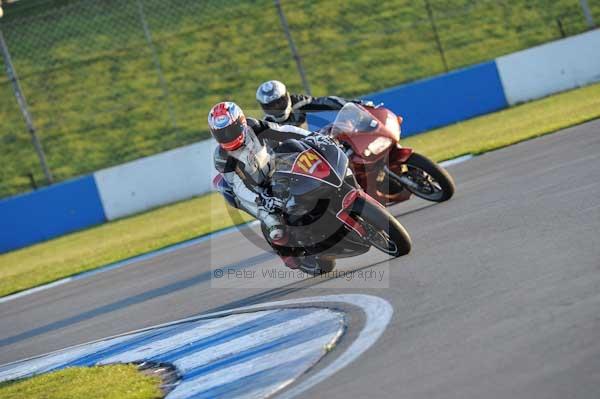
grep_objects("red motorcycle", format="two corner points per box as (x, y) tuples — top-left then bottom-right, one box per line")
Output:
(329, 103), (455, 206)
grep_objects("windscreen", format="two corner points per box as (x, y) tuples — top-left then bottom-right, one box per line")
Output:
(331, 103), (379, 137)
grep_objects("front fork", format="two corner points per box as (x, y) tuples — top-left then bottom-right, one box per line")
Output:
(383, 164), (422, 191)
(378, 145), (417, 199)
(347, 144), (415, 204)
(386, 144), (413, 174)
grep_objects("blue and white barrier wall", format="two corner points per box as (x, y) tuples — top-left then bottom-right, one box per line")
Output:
(0, 175), (106, 253)
(368, 61), (507, 136)
(308, 61), (508, 135)
(0, 140), (218, 253)
(496, 29), (600, 105)
(94, 140), (217, 221)
(1, 30), (599, 253)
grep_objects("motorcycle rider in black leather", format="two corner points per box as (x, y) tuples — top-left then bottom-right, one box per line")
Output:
(256, 80), (374, 128)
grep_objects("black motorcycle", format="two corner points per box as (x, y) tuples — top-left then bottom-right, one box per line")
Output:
(260, 134), (412, 275)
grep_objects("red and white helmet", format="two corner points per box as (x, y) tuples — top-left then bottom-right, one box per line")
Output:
(208, 102), (248, 151)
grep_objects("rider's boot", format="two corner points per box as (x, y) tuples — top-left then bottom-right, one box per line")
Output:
(260, 212), (297, 269)
(280, 255), (300, 269)
(260, 211), (287, 244)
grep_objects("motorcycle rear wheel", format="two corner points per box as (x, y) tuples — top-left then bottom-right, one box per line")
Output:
(352, 198), (412, 257)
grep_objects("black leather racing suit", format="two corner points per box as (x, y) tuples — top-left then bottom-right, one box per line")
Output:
(263, 94), (373, 127)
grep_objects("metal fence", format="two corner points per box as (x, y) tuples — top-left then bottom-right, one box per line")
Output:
(0, 0), (597, 198)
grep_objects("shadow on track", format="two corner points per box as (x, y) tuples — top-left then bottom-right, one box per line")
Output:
(204, 258), (394, 314)
(0, 205), (430, 347)
(0, 255), (393, 347)
(0, 253), (274, 347)
(391, 203), (437, 218)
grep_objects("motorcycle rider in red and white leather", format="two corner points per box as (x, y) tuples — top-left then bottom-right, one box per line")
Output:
(209, 101), (312, 269)
(256, 80), (374, 127)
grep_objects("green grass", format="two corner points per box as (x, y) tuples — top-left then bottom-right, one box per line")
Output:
(0, 365), (162, 399)
(1, 0), (599, 197)
(1, 82), (599, 299)
(402, 81), (600, 161)
(0, 191), (252, 297)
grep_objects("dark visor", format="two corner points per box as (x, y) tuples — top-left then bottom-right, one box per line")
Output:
(261, 94), (289, 118)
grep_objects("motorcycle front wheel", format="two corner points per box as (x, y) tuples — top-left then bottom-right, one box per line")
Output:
(399, 152), (455, 202)
(351, 197), (412, 257)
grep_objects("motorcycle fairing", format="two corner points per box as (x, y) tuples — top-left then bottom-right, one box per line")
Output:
(291, 148), (331, 180)
(335, 188), (389, 238)
(276, 147), (347, 188)
(336, 189), (366, 237)
(331, 104), (401, 162)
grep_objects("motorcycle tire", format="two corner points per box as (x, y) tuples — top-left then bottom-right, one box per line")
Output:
(352, 197), (412, 257)
(402, 152), (455, 202)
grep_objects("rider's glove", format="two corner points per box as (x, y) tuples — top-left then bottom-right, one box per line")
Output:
(257, 192), (284, 213)
(358, 100), (383, 108)
(361, 100), (375, 107)
(307, 130), (333, 140)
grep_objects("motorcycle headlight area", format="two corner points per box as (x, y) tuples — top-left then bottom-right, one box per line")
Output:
(365, 137), (393, 156)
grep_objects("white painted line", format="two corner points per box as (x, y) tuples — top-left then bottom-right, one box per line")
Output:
(0, 294), (392, 399)
(173, 309), (339, 373)
(158, 294), (393, 399)
(0, 220), (260, 305)
(439, 153), (474, 167)
(0, 331), (146, 382)
(237, 382), (289, 399)
(0, 278), (76, 304)
(98, 310), (278, 365)
(276, 294), (393, 399)
(168, 335), (336, 399)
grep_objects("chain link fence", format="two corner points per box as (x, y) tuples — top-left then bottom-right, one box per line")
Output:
(0, 0), (597, 198)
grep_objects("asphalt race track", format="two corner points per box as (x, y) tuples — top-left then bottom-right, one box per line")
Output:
(1, 119), (599, 398)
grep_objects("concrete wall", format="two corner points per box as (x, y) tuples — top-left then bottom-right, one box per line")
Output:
(95, 139), (218, 221)
(496, 29), (600, 105)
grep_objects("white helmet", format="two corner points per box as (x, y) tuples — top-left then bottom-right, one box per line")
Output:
(256, 80), (292, 123)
